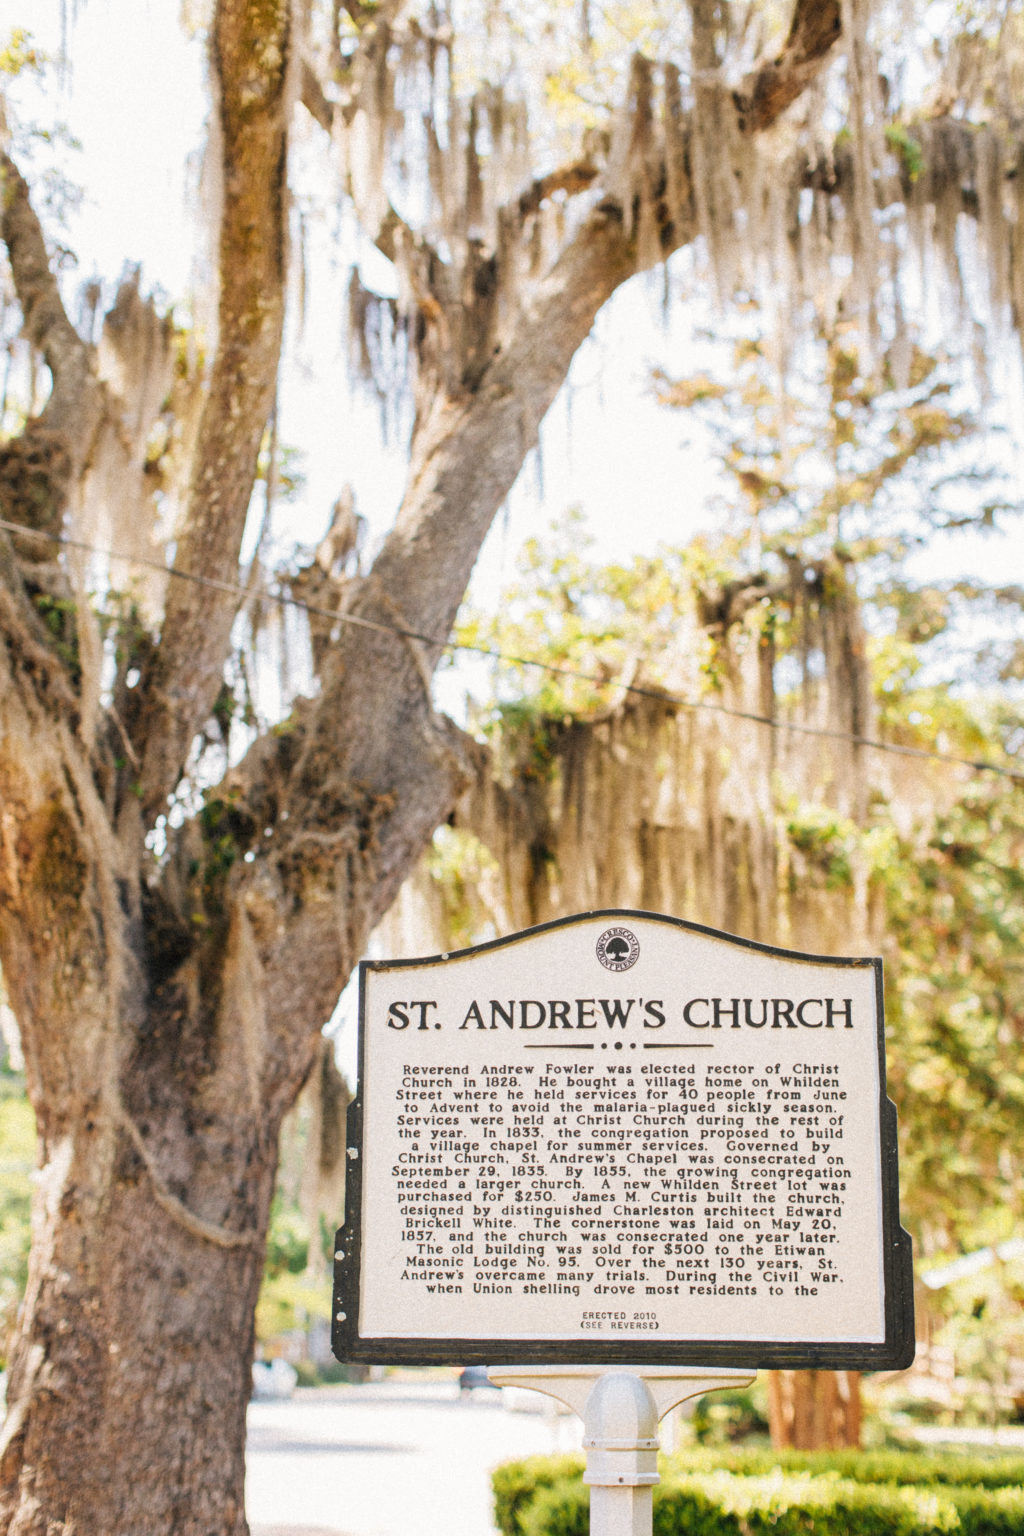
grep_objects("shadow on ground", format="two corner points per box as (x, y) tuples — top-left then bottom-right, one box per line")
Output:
(247, 1431), (411, 1456)
(251, 1527), (349, 1535)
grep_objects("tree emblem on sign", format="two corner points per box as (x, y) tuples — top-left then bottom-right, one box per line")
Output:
(596, 927), (640, 971)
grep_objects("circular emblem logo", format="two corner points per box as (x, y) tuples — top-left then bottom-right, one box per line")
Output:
(596, 926), (640, 972)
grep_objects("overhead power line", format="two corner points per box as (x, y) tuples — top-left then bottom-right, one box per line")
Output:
(1, 515), (1021, 785)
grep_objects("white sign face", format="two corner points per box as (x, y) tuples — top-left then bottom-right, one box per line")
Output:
(334, 912), (914, 1367)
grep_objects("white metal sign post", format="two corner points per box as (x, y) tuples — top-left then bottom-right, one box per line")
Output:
(486, 1366), (757, 1536)
(333, 911), (914, 1536)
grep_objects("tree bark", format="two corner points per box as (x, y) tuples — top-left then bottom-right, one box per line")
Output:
(0, 1139), (267, 1534)
(136, 0), (293, 815)
(768, 1371), (862, 1450)
(0, 0), (300, 1528)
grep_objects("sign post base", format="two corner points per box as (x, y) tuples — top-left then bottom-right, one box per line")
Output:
(487, 1366), (756, 1536)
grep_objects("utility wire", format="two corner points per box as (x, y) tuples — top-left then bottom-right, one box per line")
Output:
(2, 515), (1022, 785)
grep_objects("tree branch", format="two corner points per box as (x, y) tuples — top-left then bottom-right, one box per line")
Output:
(135, 0), (292, 818)
(734, 0), (843, 133)
(300, 56), (335, 134)
(515, 158), (602, 220)
(0, 152), (103, 566)
(274, 197), (637, 890)
(0, 152), (98, 449)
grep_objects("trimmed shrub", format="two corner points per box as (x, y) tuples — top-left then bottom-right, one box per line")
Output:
(494, 1458), (1024, 1536)
(663, 1447), (1024, 1491)
(492, 1453), (584, 1536)
(665, 1471), (962, 1535)
(519, 1479), (589, 1536)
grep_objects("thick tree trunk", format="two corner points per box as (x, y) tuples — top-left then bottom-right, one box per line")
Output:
(0, 1126), (270, 1534)
(767, 1371), (862, 1450)
(0, 677), (294, 1531)
(0, 1), (297, 1521)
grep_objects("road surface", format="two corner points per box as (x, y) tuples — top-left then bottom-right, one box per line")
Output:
(246, 1379), (581, 1536)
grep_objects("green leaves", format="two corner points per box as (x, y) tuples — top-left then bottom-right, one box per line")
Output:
(880, 769), (1024, 1249)
(0, 28), (42, 79)
(454, 509), (735, 728)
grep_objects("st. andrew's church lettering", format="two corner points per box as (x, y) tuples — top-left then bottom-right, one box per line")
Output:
(384, 996), (856, 1032)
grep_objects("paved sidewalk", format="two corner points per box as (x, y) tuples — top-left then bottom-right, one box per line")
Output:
(910, 1424), (1024, 1449)
(246, 1380), (580, 1536)
(252, 1528), (342, 1535)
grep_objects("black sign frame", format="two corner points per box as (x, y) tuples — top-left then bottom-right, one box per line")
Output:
(332, 910), (914, 1370)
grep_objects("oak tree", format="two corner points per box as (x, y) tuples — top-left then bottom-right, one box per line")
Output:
(1, 0), (1023, 1525)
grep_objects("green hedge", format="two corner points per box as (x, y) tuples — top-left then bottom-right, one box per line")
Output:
(494, 1455), (1024, 1536)
(663, 1447), (1024, 1491)
(492, 1453), (585, 1536)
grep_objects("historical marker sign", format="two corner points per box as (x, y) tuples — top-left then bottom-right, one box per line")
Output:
(332, 911), (914, 1368)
